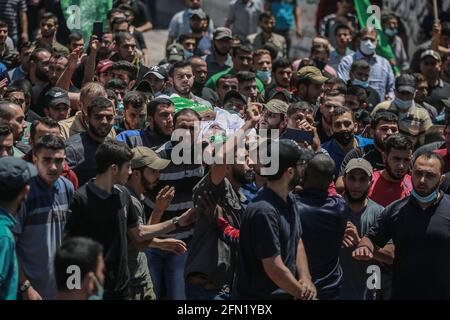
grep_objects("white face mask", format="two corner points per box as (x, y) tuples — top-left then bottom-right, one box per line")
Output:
(360, 40), (376, 56)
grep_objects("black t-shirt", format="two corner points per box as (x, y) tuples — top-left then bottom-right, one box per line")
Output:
(339, 144), (384, 177)
(295, 188), (350, 300)
(367, 194), (450, 299)
(425, 80), (450, 113)
(65, 181), (139, 298)
(441, 173), (450, 195)
(233, 187), (302, 299)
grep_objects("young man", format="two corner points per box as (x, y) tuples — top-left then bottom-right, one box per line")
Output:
(34, 13), (69, 53)
(348, 60), (380, 111)
(0, 100), (28, 156)
(65, 140), (195, 300)
(55, 237), (105, 300)
(15, 134), (74, 300)
(116, 97), (174, 149)
(253, 49), (273, 86)
(43, 87), (71, 122)
(258, 99), (288, 138)
(368, 134), (413, 207)
(188, 56), (219, 106)
(322, 107), (373, 177)
(225, 0), (264, 42)
(233, 139), (316, 300)
(215, 74), (239, 105)
(0, 157), (36, 299)
(236, 71), (258, 102)
(113, 91), (146, 135)
(65, 97), (116, 186)
(294, 66), (327, 108)
(0, 123), (13, 158)
(329, 24), (354, 72)
(433, 123), (450, 173)
(354, 152), (450, 299)
(270, 58), (292, 90)
(295, 153), (349, 300)
(204, 27), (233, 80)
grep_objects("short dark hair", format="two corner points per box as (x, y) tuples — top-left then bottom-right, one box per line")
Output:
(371, 111), (398, 129)
(123, 91), (145, 110)
(87, 96), (114, 117)
(442, 22), (450, 37)
(272, 58), (292, 73)
(413, 72), (427, 83)
(117, 3), (133, 13)
(287, 101), (313, 117)
(326, 77), (347, 95)
(0, 100), (20, 121)
(169, 60), (192, 77)
(4, 85), (26, 98)
(424, 125), (446, 145)
(114, 31), (134, 47)
(236, 71), (256, 83)
(264, 139), (300, 181)
(41, 12), (58, 25)
(30, 117), (59, 141)
(29, 48), (51, 64)
(147, 98), (173, 117)
(334, 23), (353, 37)
(111, 60), (137, 81)
(385, 133), (413, 155)
(258, 12), (274, 22)
(346, 85), (367, 103)
(112, 17), (129, 28)
(216, 74), (238, 88)
(232, 44), (253, 58)
(414, 151), (445, 175)
(96, 139), (133, 174)
(304, 153), (335, 190)
(67, 31), (83, 44)
(0, 19), (8, 30)
(107, 8), (124, 20)
(173, 108), (200, 126)
(178, 33), (196, 44)
(350, 59), (370, 73)
(33, 133), (65, 155)
(11, 79), (32, 100)
(0, 123), (12, 137)
(331, 106), (354, 124)
(54, 237), (103, 292)
(105, 78), (128, 91)
(19, 41), (34, 52)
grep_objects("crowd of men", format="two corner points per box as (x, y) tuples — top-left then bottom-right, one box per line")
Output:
(1, 0), (450, 301)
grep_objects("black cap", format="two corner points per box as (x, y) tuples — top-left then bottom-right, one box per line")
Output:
(143, 65), (169, 80)
(395, 74), (416, 94)
(0, 157), (37, 193)
(190, 9), (207, 20)
(266, 87), (293, 102)
(135, 80), (154, 95)
(223, 90), (247, 105)
(45, 87), (70, 108)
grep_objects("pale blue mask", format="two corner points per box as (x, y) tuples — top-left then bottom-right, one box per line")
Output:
(385, 28), (398, 37)
(88, 276), (104, 300)
(256, 70), (272, 82)
(360, 40), (376, 56)
(352, 79), (369, 89)
(184, 49), (194, 59)
(411, 189), (439, 204)
(394, 97), (412, 111)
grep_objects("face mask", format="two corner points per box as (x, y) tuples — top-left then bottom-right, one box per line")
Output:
(333, 131), (354, 146)
(256, 70), (272, 82)
(117, 101), (124, 115)
(394, 97), (412, 111)
(411, 188), (438, 204)
(184, 49), (194, 59)
(360, 40), (376, 56)
(352, 79), (369, 89)
(385, 28), (398, 37)
(88, 275), (104, 300)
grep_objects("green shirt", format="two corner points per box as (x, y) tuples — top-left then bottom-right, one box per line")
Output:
(205, 68), (265, 95)
(0, 207), (18, 300)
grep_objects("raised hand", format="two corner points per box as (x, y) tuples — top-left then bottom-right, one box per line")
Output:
(154, 186), (175, 214)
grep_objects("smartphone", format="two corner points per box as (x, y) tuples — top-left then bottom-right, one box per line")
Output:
(92, 21), (103, 40)
(281, 128), (314, 145)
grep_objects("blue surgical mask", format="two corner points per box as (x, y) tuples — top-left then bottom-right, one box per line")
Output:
(394, 97), (412, 111)
(256, 70), (272, 82)
(385, 28), (398, 37)
(360, 40), (376, 56)
(184, 49), (194, 59)
(352, 79), (369, 89)
(88, 276), (104, 300)
(411, 188), (438, 204)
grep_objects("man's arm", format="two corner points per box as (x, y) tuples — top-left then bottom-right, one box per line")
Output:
(295, 238), (316, 300)
(56, 47), (83, 90)
(81, 37), (99, 87)
(337, 56), (352, 82)
(224, 4), (235, 29)
(136, 22), (153, 33)
(294, 3), (302, 38)
(19, 10), (29, 42)
(17, 252), (42, 300)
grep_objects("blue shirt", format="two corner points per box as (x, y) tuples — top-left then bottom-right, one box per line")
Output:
(337, 50), (395, 99)
(267, 0), (299, 31)
(322, 135), (373, 177)
(295, 188), (350, 300)
(0, 207), (18, 300)
(14, 175), (74, 300)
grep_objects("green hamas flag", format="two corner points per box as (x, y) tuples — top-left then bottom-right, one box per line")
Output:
(354, 0), (400, 75)
(170, 97), (211, 114)
(60, 0), (112, 44)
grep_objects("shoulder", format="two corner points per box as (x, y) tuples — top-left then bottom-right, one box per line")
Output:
(357, 136), (373, 146)
(116, 129), (141, 141)
(371, 101), (392, 114)
(57, 176), (75, 191)
(65, 133), (83, 147)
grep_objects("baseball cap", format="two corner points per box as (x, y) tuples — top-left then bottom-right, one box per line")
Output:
(45, 87), (70, 108)
(420, 49), (441, 62)
(264, 99), (289, 114)
(143, 65), (169, 80)
(395, 74), (416, 94)
(297, 66), (328, 84)
(0, 157), (37, 193)
(96, 59), (113, 73)
(213, 27), (232, 40)
(131, 146), (171, 170)
(134, 80), (154, 95)
(344, 158), (373, 177)
(166, 43), (185, 63)
(190, 9), (207, 20)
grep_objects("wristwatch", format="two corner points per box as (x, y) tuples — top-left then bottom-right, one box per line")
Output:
(20, 280), (31, 293)
(172, 217), (181, 229)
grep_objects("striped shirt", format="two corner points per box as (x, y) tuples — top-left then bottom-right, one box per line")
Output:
(13, 175), (74, 300)
(0, 0), (27, 39)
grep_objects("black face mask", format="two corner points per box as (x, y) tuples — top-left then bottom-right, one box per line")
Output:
(333, 131), (354, 146)
(313, 59), (326, 71)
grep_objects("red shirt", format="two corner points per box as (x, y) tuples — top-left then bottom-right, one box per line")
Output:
(368, 170), (412, 207)
(433, 149), (450, 174)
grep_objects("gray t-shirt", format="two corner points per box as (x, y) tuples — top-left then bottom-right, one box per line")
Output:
(339, 199), (384, 300)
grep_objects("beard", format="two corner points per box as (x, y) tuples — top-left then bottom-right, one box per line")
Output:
(141, 173), (157, 192)
(232, 166), (254, 186)
(214, 43), (229, 56)
(153, 121), (171, 138)
(385, 161), (405, 180)
(89, 123), (111, 138)
(345, 185), (370, 204)
(288, 169), (301, 190)
(36, 68), (49, 82)
(374, 136), (385, 151)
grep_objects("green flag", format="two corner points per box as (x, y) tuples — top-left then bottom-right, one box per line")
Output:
(170, 97), (211, 114)
(354, 0), (400, 75)
(60, 0), (112, 44)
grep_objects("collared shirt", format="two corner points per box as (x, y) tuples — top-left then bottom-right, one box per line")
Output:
(13, 175), (74, 300)
(329, 47), (354, 71)
(295, 188), (350, 300)
(371, 100), (433, 146)
(0, 206), (18, 300)
(168, 9), (215, 39)
(322, 135), (374, 177)
(8, 65), (27, 82)
(234, 187), (302, 299)
(247, 32), (287, 59)
(367, 193), (450, 299)
(338, 50), (395, 99)
(225, 0), (264, 41)
(204, 51), (233, 81)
